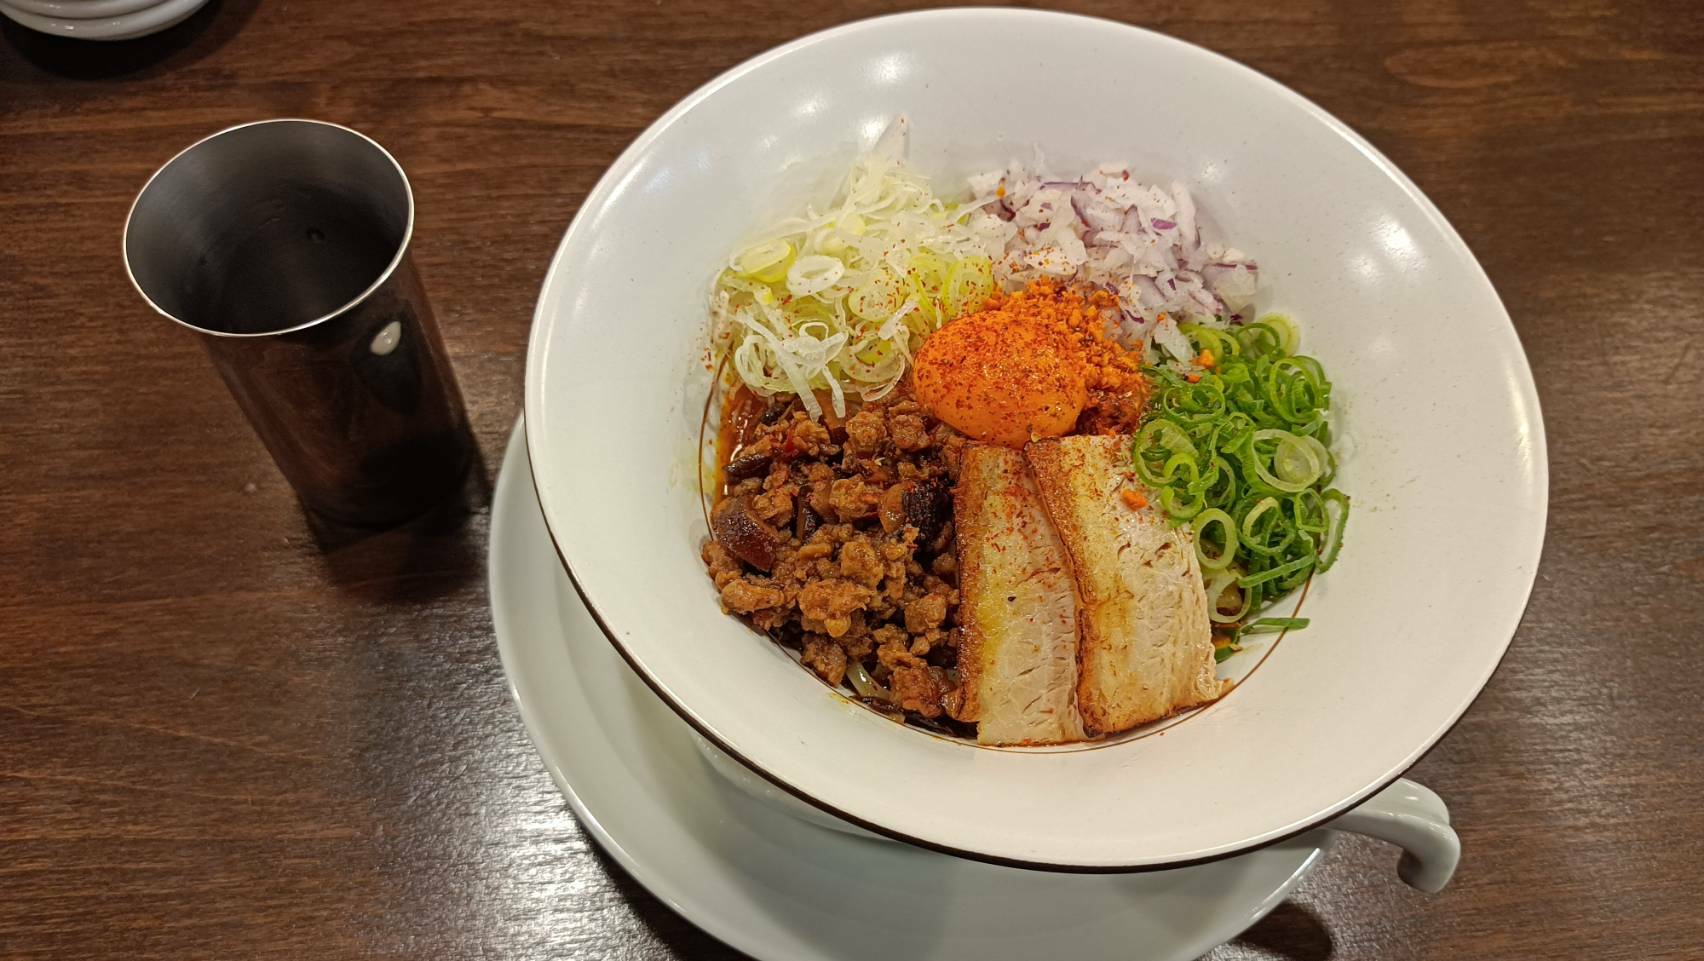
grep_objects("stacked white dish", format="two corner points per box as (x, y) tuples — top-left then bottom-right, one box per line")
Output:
(522, 7), (1547, 873)
(0, 0), (209, 40)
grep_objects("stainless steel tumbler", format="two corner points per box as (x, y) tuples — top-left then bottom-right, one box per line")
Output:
(124, 119), (473, 528)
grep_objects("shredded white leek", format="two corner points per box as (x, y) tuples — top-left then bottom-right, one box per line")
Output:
(710, 118), (1012, 418)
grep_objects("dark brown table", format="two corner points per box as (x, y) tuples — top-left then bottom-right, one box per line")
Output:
(3, 2), (1701, 958)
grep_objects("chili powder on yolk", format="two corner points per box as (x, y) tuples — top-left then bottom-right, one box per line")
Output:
(912, 280), (1146, 447)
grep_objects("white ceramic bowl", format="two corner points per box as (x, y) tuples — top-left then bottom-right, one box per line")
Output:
(4, 0), (169, 18)
(0, 0), (206, 40)
(524, 9), (1546, 870)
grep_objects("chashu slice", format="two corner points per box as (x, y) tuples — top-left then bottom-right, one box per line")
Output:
(1025, 434), (1221, 736)
(952, 445), (1086, 745)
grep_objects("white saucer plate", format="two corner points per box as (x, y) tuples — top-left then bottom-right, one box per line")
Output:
(522, 8), (1547, 870)
(0, 0), (207, 40)
(4, 0), (169, 18)
(490, 418), (1336, 961)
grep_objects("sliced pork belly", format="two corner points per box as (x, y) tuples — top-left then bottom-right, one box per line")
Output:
(951, 445), (1086, 745)
(1025, 434), (1222, 736)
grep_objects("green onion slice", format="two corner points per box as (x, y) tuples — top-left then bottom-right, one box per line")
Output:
(1192, 509), (1238, 570)
(1137, 314), (1350, 630)
(1241, 617), (1310, 636)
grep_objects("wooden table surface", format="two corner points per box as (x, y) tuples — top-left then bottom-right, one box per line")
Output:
(3, 1), (1701, 958)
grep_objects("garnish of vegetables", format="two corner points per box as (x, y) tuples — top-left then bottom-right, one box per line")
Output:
(1131, 314), (1348, 638)
(710, 117), (1012, 420)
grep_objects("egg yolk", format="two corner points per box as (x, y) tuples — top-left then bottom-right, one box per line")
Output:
(913, 310), (1087, 447)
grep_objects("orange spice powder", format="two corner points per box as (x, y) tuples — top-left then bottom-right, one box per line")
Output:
(912, 280), (1149, 445)
(987, 280), (1145, 397)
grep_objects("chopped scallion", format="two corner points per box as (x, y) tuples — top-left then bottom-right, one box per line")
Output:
(1137, 316), (1350, 628)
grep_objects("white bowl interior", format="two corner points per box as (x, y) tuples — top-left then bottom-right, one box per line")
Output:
(526, 9), (1545, 868)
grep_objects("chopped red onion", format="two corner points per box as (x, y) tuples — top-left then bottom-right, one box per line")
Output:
(973, 160), (1261, 360)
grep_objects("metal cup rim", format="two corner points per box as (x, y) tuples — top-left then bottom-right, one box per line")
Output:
(121, 118), (417, 340)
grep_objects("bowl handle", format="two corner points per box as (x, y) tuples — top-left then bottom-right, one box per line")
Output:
(696, 729), (1461, 884)
(1327, 778), (1460, 892)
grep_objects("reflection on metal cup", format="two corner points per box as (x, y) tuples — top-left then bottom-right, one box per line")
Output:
(124, 119), (473, 528)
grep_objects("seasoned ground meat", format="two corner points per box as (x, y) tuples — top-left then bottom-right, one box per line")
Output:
(838, 538), (885, 587)
(798, 578), (872, 637)
(706, 385), (965, 727)
(750, 475), (795, 526)
(889, 413), (931, 452)
(801, 635), (848, 686)
(721, 578), (786, 614)
(890, 665), (949, 718)
(828, 476), (879, 520)
(786, 417), (833, 456)
(904, 592), (949, 634)
(930, 552), (957, 578)
(844, 409), (886, 455)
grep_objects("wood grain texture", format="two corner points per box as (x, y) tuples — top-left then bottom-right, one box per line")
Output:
(2, 1), (1702, 959)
